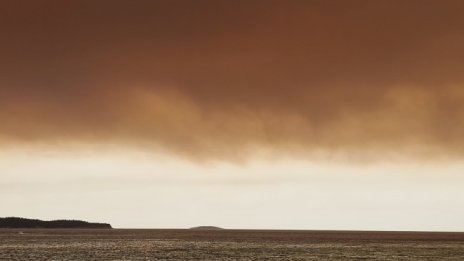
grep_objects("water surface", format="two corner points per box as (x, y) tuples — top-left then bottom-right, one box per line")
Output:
(1, 229), (464, 260)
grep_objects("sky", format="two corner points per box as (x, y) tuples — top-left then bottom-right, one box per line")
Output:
(1, 0), (464, 230)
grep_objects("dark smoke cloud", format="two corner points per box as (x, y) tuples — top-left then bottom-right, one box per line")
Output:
(1, 0), (464, 160)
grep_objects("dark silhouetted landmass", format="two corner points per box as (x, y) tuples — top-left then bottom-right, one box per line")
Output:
(190, 226), (224, 230)
(0, 217), (112, 229)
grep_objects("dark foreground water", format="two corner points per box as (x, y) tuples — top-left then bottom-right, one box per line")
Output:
(1, 229), (464, 260)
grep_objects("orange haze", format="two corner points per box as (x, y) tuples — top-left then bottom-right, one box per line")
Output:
(1, 0), (464, 161)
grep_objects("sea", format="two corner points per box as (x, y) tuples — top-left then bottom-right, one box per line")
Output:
(1, 229), (464, 260)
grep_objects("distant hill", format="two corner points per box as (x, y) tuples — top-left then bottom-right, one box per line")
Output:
(0, 217), (112, 229)
(190, 226), (224, 230)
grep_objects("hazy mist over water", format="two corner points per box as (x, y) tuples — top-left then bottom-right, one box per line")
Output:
(2, 229), (464, 260)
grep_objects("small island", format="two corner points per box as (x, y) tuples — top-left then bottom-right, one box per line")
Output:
(0, 217), (112, 229)
(190, 226), (224, 230)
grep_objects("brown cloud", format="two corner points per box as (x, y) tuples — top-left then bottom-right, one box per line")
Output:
(1, 0), (464, 160)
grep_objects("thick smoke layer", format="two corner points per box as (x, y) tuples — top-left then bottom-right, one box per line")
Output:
(1, 0), (464, 160)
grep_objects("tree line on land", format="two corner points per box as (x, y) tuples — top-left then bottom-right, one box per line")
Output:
(0, 217), (112, 229)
